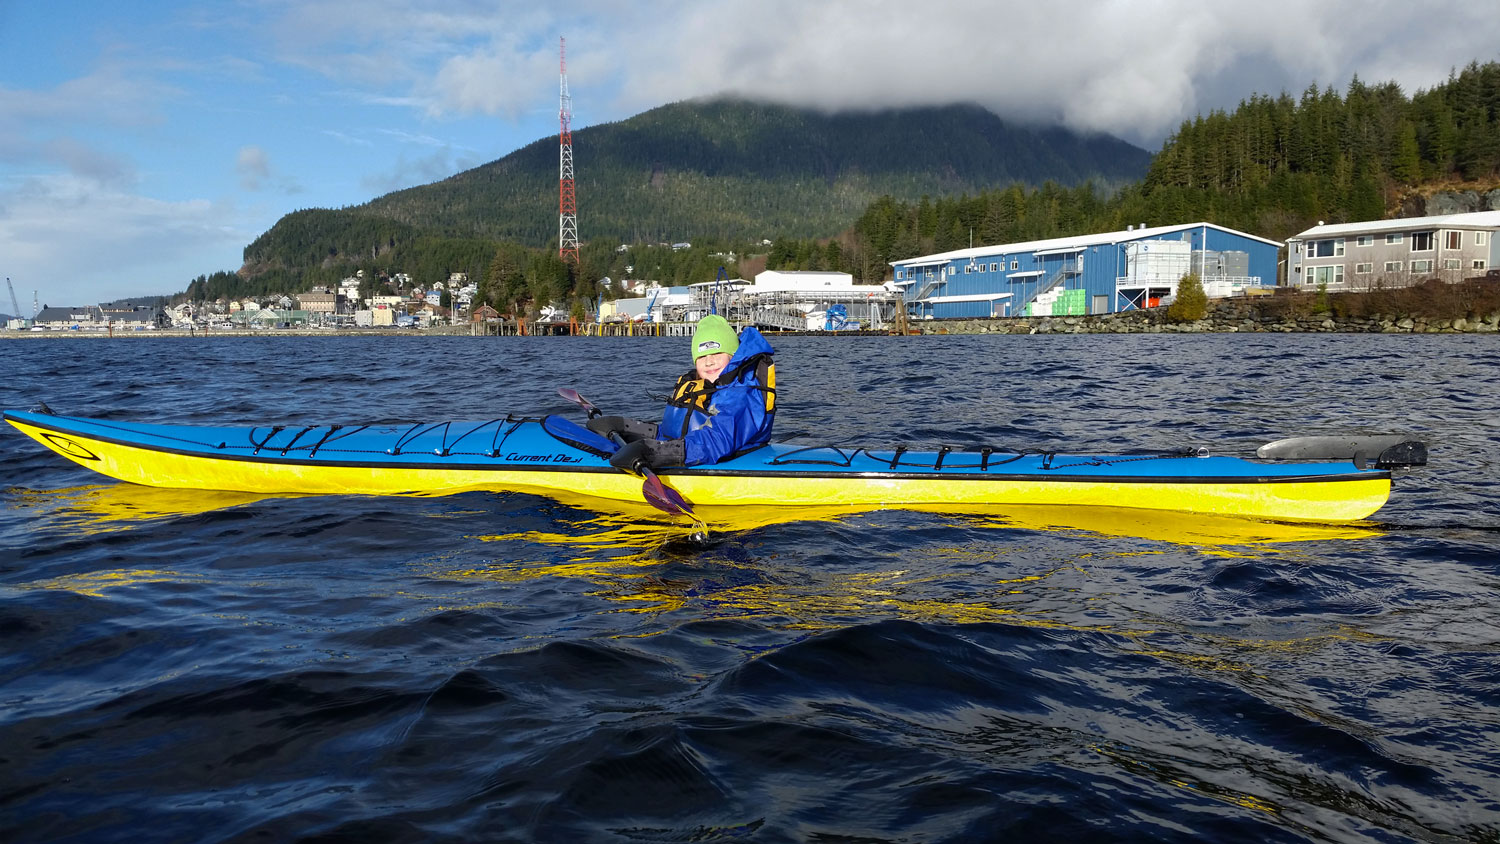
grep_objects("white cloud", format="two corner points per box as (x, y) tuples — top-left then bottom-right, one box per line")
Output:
(236, 146), (272, 190)
(321, 129), (375, 147)
(0, 65), (165, 128)
(234, 145), (302, 194)
(0, 174), (255, 304)
(359, 146), (480, 195)
(269, 0), (1497, 147)
(429, 46), (558, 119)
(377, 128), (461, 148)
(0, 63), (162, 185)
(583, 0), (1500, 145)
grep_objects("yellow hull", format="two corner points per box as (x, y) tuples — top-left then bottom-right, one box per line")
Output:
(9, 418), (1391, 522)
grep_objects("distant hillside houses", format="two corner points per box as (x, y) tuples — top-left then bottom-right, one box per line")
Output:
(892, 223), (1282, 319)
(1287, 210), (1500, 292)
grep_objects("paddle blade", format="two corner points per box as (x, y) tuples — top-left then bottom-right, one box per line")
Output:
(556, 387), (600, 418)
(1257, 434), (1427, 467)
(641, 472), (695, 518)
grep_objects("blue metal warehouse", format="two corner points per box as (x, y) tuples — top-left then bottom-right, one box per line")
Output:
(890, 223), (1283, 319)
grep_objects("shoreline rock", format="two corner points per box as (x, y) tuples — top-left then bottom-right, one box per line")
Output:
(920, 306), (1500, 335)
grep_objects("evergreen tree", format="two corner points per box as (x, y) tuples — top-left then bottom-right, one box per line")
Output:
(1167, 273), (1208, 323)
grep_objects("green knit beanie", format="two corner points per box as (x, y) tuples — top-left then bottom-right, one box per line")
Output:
(691, 315), (739, 360)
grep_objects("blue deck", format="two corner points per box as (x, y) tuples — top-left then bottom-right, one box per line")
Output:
(5, 411), (1380, 483)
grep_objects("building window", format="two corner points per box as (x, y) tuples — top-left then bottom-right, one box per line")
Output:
(1385, 261), (1403, 272)
(1411, 259), (1434, 273)
(1306, 265), (1344, 287)
(1386, 233), (1404, 245)
(1310, 239), (1345, 257)
(1477, 231), (1489, 246)
(1475, 260), (1488, 270)
(1010, 260), (1019, 270)
(1356, 235), (1374, 247)
(1411, 231), (1434, 251)
(1445, 230), (1463, 250)
(989, 263), (997, 272)
(1442, 258), (1461, 270)
(896, 269), (904, 280)
(1354, 263), (1373, 274)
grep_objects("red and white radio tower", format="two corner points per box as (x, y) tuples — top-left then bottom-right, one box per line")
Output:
(558, 37), (579, 266)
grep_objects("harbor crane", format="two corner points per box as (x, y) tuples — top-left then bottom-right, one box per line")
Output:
(5, 277), (23, 327)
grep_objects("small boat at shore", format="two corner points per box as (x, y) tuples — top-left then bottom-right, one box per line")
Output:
(4, 407), (1425, 523)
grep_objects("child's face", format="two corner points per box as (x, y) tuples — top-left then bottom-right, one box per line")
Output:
(694, 352), (731, 382)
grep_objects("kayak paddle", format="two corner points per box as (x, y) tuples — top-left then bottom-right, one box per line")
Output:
(557, 387), (698, 519)
(1256, 434), (1427, 467)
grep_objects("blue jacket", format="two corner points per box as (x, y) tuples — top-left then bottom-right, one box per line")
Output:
(658, 327), (776, 465)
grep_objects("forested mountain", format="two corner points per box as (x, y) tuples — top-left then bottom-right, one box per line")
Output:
(193, 61), (1500, 314)
(238, 98), (1150, 278)
(761, 61), (1500, 281)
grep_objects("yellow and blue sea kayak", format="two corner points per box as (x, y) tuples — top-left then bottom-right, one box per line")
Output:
(4, 409), (1415, 522)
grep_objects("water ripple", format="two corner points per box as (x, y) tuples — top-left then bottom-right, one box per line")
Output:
(1, 334), (1498, 842)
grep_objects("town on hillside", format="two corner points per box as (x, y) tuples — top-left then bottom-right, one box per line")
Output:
(9, 210), (1500, 335)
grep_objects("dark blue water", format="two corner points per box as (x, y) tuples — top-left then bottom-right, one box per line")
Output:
(2, 334), (1499, 843)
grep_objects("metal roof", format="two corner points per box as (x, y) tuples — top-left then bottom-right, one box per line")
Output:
(918, 292), (1014, 304)
(1289, 210), (1500, 240)
(890, 222), (1283, 267)
(35, 306), (103, 322)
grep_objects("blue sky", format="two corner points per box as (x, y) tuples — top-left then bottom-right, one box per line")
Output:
(2, 0), (1496, 310)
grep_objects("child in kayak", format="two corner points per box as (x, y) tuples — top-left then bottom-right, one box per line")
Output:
(589, 314), (775, 469)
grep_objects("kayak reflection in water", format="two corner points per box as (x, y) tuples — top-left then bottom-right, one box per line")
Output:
(588, 315), (776, 471)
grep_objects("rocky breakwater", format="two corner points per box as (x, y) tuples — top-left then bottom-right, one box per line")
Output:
(924, 299), (1500, 336)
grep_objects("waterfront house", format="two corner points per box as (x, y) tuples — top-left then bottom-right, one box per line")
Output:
(411, 302), (449, 326)
(891, 223), (1281, 319)
(1286, 211), (1500, 292)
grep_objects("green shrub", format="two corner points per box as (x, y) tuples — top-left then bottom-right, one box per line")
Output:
(1167, 273), (1208, 323)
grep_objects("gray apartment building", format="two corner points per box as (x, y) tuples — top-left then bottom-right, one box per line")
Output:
(1286, 210), (1500, 291)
